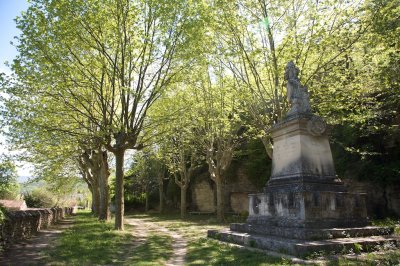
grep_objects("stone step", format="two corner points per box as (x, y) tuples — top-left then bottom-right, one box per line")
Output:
(230, 223), (394, 240)
(208, 229), (400, 257)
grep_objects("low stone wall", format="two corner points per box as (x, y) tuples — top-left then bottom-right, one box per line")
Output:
(0, 207), (73, 249)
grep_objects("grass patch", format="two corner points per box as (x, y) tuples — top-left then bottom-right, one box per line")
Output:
(127, 234), (173, 266)
(186, 237), (287, 265)
(126, 212), (289, 265)
(46, 212), (173, 265)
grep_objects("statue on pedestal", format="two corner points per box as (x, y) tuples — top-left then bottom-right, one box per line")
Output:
(208, 61), (398, 257)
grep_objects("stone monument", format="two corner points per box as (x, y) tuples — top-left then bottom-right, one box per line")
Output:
(208, 61), (399, 256)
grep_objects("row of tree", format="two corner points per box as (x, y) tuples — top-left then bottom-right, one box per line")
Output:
(0, 0), (398, 229)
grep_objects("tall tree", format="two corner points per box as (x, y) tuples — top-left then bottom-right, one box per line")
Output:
(126, 151), (159, 212)
(194, 66), (247, 222)
(10, 0), (205, 230)
(214, 0), (368, 157)
(150, 87), (202, 218)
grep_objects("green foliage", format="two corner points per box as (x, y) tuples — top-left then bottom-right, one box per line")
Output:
(310, 0), (400, 187)
(0, 0), (398, 225)
(0, 157), (20, 200)
(165, 178), (180, 206)
(24, 187), (57, 208)
(331, 122), (400, 185)
(3, 0), (211, 229)
(124, 151), (162, 210)
(353, 243), (363, 254)
(224, 138), (270, 187)
(21, 175), (85, 208)
(241, 139), (271, 188)
(371, 217), (400, 228)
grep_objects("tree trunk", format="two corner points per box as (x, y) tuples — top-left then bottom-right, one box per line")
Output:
(87, 185), (93, 211)
(159, 180), (164, 213)
(114, 149), (125, 230)
(180, 186), (187, 219)
(92, 183), (100, 216)
(145, 183), (150, 212)
(215, 176), (225, 222)
(98, 151), (110, 221)
(145, 189), (149, 212)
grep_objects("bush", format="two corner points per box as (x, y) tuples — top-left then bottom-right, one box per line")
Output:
(24, 188), (56, 208)
(0, 157), (20, 200)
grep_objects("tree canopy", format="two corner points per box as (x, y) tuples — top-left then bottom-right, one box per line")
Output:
(0, 0), (398, 224)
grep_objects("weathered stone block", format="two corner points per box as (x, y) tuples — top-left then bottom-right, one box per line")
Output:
(270, 117), (336, 181)
(230, 192), (249, 214)
(192, 180), (215, 212)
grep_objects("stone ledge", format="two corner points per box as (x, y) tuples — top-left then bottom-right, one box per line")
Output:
(230, 223), (394, 240)
(208, 229), (400, 257)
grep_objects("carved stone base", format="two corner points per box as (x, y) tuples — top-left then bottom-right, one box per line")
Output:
(247, 189), (368, 229)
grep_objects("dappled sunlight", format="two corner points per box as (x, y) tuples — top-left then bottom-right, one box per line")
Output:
(46, 213), (140, 265)
(128, 234), (173, 265)
(45, 213), (179, 265)
(187, 237), (285, 266)
(126, 213), (288, 265)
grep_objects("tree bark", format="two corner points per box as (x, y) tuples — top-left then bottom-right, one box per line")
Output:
(98, 151), (110, 221)
(159, 180), (164, 213)
(215, 176), (225, 222)
(114, 149), (125, 230)
(180, 186), (187, 219)
(145, 184), (150, 212)
(92, 181), (100, 216)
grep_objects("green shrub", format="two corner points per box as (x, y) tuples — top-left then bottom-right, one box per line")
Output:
(24, 188), (56, 208)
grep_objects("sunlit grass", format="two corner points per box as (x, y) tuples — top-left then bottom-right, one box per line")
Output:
(126, 212), (289, 265)
(186, 237), (288, 266)
(127, 212), (400, 266)
(126, 234), (173, 266)
(46, 211), (173, 265)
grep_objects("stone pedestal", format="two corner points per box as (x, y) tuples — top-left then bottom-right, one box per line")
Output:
(247, 115), (368, 230)
(208, 115), (399, 256)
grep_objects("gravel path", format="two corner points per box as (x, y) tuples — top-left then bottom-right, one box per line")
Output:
(125, 217), (187, 266)
(0, 217), (75, 266)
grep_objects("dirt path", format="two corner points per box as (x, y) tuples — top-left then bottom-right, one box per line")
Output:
(125, 217), (187, 266)
(0, 217), (75, 266)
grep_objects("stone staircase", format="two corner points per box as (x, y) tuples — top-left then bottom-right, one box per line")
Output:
(208, 226), (400, 257)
